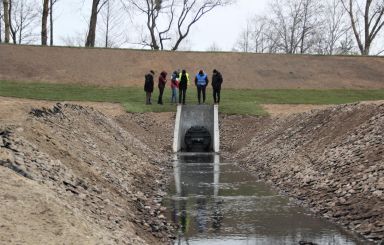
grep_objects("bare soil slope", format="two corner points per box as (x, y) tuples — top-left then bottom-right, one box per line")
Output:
(1, 45), (384, 89)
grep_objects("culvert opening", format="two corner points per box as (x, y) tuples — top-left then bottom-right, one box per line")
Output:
(184, 126), (212, 152)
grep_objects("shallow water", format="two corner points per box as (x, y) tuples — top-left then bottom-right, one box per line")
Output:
(165, 153), (371, 245)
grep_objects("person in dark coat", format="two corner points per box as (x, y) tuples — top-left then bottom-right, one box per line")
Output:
(144, 70), (155, 105)
(178, 69), (190, 105)
(157, 71), (167, 105)
(211, 69), (223, 104)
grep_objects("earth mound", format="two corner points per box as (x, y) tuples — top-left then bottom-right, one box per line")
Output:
(1, 45), (384, 89)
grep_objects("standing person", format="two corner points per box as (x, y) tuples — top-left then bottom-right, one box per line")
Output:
(178, 69), (189, 105)
(158, 71), (167, 105)
(212, 69), (223, 104)
(195, 70), (209, 104)
(144, 70), (155, 105)
(170, 71), (179, 104)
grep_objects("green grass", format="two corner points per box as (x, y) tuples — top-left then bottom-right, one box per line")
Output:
(1, 80), (384, 115)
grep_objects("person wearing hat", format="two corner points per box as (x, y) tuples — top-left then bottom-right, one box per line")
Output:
(211, 69), (223, 104)
(144, 70), (155, 105)
(195, 69), (209, 104)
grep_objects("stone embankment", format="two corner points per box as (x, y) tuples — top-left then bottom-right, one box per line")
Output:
(0, 104), (174, 244)
(235, 103), (384, 243)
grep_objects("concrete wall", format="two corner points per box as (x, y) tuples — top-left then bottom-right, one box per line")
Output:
(173, 105), (220, 153)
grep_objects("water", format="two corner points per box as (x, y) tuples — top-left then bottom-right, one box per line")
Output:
(165, 153), (371, 245)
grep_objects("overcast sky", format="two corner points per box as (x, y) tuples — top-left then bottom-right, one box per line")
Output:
(54, 0), (269, 51)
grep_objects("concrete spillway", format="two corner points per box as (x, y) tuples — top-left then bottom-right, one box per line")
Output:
(172, 105), (219, 153)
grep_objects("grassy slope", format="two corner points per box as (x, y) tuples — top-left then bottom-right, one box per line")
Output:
(2, 80), (384, 115)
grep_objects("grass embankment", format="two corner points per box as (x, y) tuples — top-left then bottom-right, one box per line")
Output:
(1, 80), (384, 115)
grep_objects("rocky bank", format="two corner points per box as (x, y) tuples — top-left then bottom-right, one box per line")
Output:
(0, 103), (175, 244)
(233, 102), (384, 243)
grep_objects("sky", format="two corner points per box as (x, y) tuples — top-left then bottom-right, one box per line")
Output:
(54, 0), (269, 51)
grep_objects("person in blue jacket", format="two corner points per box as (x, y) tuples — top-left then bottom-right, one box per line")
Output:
(195, 70), (209, 104)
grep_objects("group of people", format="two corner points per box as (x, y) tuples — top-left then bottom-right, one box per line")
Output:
(144, 69), (223, 105)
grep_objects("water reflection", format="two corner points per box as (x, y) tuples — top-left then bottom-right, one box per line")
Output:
(167, 153), (370, 245)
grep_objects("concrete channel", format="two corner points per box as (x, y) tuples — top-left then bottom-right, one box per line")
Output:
(167, 105), (371, 245)
(173, 105), (219, 153)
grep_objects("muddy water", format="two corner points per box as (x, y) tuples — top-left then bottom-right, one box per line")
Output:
(165, 153), (371, 245)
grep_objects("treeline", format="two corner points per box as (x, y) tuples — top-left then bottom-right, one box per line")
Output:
(0, 0), (232, 50)
(1, 0), (383, 55)
(233, 0), (384, 55)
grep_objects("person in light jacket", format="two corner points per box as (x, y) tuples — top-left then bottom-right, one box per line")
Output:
(194, 70), (209, 104)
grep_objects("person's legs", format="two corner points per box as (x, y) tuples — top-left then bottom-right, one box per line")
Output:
(146, 92), (152, 104)
(217, 89), (221, 104)
(171, 88), (175, 103)
(202, 86), (206, 103)
(182, 88), (187, 104)
(197, 86), (202, 104)
(179, 88), (183, 104)
(213, 89), (217, 103)
(158, 87), (164, 104)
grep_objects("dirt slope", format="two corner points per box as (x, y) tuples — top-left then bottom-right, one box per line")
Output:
(1, 44), (384, 89)
(0, 102), (175, 244)
(233, 103), (384, 242)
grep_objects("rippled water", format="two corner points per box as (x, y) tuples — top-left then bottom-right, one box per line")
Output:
(165, 153), (371, 245)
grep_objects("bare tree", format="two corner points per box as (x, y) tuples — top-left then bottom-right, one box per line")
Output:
(61, 30), (87, 47)
(41, 0), (48, 45)
(123, 0), (233, 51)
(249, 16), (272, 53)
(234, 20), (251, 52)
(10, 0), (39, 44)
(269, 0), (305, 53)
(85, 0), (108, 47)
(342, 0), (384, 55)
(121, 0), (175, 50)
(99, 0), (126, 47)
(0, 3), (3, 42)
(3, 0), (10, 43)
(298, 0), (324, 54)
(49, 0), (59, 46)
(206, 41), (221, 51)
(320, 0), (350, 54)
(172, 0), (232, 50)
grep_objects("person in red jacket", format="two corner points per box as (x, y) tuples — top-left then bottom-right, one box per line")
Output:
(158, 71), (167, 105)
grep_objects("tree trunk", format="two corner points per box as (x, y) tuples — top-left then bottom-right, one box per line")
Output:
(85, 0), (100, 47)
(9, 0), (16, 44)
(49, 0), (53, 46)
(104, 0), (109, 48)
(41, 0), (49, 45)
(3, 0), (10, 43)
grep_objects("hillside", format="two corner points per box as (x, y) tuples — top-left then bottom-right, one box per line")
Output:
(1, 44), (384, 89)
